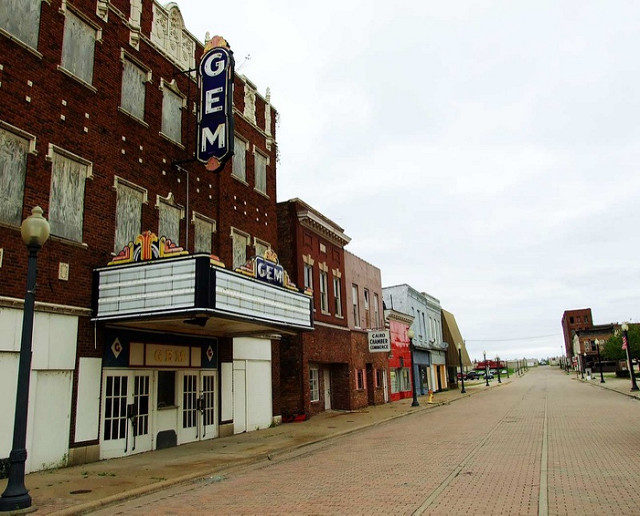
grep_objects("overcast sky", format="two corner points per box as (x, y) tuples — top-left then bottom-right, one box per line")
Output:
(179, 1), (640, 360)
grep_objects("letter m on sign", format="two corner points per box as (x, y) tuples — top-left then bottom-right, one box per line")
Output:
(201, 123), (225, 152)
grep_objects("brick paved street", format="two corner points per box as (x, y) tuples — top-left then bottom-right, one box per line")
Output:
(91, 367), (640, 515)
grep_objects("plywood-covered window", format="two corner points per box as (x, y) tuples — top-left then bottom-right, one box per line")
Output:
(157, 193), (183, 244)
(120, 56), (148, 121)
(232, 136), (246, 182)
(231, 228), (249, 269)
(0, 125), (33, 226)
(0, 0), (41, 50)
(61, 10), (97, 84)
(161, 82), (183, 144)
(254, 237), (269, 259)
(48, 146), (92, 242)
(254, 151), (267, 194)
(114, 177), (146, 252)
(193, 212), (215, 254)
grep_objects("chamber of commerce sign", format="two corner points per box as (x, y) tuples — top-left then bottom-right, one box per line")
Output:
(368, 330), (391, 353)
(197, 36), (234, 172)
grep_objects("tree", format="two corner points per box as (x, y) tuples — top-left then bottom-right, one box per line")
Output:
(602, 325), (640, 361)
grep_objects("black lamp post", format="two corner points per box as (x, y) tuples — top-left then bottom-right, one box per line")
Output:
(580, 354), (584, 379)
(484, 350), (490, 387)
(496, 356), (501, 383)
(595, 338), (605, 383)
(621, 323), (639, 391)
(457, 343), (466, 394)
(408, 329), (419, 407)
(0, 207), (50, 513)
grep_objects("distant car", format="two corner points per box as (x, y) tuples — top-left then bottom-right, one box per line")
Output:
(466, 371), (481, 380)
(484, 372), (494, 380)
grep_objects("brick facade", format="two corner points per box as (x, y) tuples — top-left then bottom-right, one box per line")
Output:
(561, 308), (593, 358)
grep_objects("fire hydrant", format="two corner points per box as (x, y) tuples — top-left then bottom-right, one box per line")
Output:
(427, 389), (435, 403)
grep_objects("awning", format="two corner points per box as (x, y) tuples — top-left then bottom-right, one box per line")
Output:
(442, 309), (472, 366)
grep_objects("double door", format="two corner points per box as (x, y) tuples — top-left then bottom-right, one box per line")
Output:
(177, 370), (218, 444)
(101, 371), (153, 459)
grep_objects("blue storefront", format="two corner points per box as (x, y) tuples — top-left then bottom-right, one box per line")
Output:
(413, 348), (431, 395)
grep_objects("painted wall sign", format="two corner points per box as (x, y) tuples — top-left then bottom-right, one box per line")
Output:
(197, 36), (234, 172)
(146, 344), (190, 367)
(368, 330), (391, 352)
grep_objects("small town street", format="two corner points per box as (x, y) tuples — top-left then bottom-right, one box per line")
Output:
(91, 367), (640, 515)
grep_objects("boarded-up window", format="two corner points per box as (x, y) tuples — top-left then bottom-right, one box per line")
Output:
(158, 198), (182, 244)
(61, 11), (96, 84)
(193, 213), (214, 254)
(0, 0), (41, 49)
(49, 149), (90, 242)
(121, 59), (146, 121)
(161, 86), (182, 143)
(254, 239), (268, 259)
(231, 229), (249, 269)
(114, 180), (145, 252)
(0, 128), (29, 226)
(232, 137), (246, 181)
(254, 152), (267, 194)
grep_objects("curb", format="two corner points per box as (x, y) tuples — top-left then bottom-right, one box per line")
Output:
(53, 379), (515, 515)
(574, 376), (640, 401)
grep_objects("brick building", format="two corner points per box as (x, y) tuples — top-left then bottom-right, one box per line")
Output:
(344, 250), (388, 407)
(561, 308), (593, 358)
(0, 0), (311, 472)
(572, 324), (615, 369)
(277, 198), (351, 417)
(384, 309), (414, 401)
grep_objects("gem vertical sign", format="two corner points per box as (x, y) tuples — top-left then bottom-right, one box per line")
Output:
(197, 36), (234, 171)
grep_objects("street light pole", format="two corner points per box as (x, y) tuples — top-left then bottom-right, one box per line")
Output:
(408, 329), (419, 407)
(580, 354), (584, 379)
(595, 338), (605, 383)
(621, 323), (639, 391)
(0, 207), (50, 513)
(496, 356), (501, 383)
(484, 351), (489, 387)
(457, 343), (466, 394)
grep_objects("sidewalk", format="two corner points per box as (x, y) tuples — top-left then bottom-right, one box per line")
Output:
(572, 370), (640, 400)
(1, 376), (515, 515)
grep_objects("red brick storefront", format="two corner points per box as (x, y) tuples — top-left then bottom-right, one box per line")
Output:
(0, 0), (301, 470)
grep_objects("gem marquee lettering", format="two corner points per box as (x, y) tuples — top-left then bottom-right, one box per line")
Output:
(146, 344), (190, 367)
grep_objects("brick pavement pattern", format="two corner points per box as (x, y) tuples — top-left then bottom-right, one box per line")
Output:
(94, 368), (640, 515)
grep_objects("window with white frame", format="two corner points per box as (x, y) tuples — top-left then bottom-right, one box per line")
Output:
(373, 293), (380, 328)
(120, 56), (148, 121)
(364, 289), (370, 327)
(114, 177), (146, 252)
(232, 136), (246, 181)
(352, 284), (360, 327)
(0, 125), (32, 226)
(61, 10), (97, 84)
(333, 277), (342, 317)
(319, 270), (328, 312)
(231, 228), (249, 268)
(309, 367), (319, 402)
(0, 0), (41, 50)
(157, 194), (183, 244)
(304, 264), (313, 291)
(48, 146), (92, 242)
(254, 151), (267, 194)
(254, 238), (269, 258)
(193, 212), (215, 254)
(161, 82), (183, 143)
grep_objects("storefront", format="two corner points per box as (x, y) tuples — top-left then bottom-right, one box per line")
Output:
(385, 308), (415, 402)
(90, 234), (312, 460)
(430, 350), (448, 391)
(413, 349), (431, 395)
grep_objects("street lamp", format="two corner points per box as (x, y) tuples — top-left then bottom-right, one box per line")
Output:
(595, 338), (605, 384)
(407, 329), (419, 407)
(496, 356), (501, 383)
(457, 342), (466, 394)
(621, 323), (638, 391)
(483, 350), (490, 387)
(580, 354), (584, 379)
(0, 207), (50, 512)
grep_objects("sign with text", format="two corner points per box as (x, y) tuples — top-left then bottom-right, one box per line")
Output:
(368, 330), (391, 353)
(256, 256), (284, 287)
(145, 344), (190, 367)
(197, 38), (234, 171)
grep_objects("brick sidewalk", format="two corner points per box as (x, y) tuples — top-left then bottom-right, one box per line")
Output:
(0, 377), (513, 514)
(572, 371), (640, 400)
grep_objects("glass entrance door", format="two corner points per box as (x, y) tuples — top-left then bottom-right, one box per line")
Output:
(178, 371), (218, 444)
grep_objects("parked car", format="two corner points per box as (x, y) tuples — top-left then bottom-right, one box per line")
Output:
(484, 372), (494, 379)
(466, 371), (481, 380)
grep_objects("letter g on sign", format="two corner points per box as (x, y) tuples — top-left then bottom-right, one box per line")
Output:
(203, 52), (225, 77)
